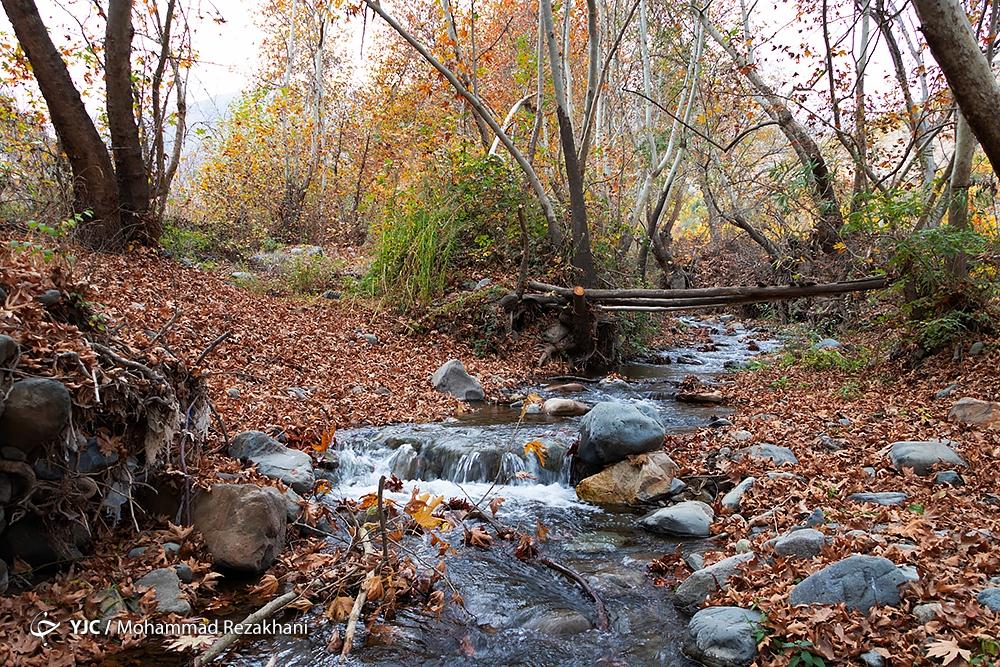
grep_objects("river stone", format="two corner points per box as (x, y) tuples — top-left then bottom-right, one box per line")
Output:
(859, 651), (886, 667)
(888, 440), (965, 475)
(576, 451), (678, 505)
(913, 602), (942, 624)
(430, 359), (485, 401)
(812, 338), (842, 351)
(0, 335), (17, 367)
(935, 470), (964, 486)
(773, 529), (825, 558)
(789, 555), (909, 612)
(848, 492), (908, 506)
(0, 378), (72, 455)
(978, 588), (1000, 611)
(192, 484), (286, 574)
(675, 552), (755, 611)
(543, 398), (590, 416)
(136, 568), (191, 615)
(732, 443), (798, 466)
(721, 477), (755, 511)
(683, 606), (762, 667)
(577, 402), (665, 467)
(520, 608), (592, 635)
(949, 397), (1000, 429)
(639, 500), (714, 538)
(228, 431), (315, 493)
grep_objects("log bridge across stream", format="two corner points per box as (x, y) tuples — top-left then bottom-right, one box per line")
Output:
(519, 275), (890, 313)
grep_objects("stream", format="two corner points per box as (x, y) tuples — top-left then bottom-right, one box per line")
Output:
(233, 317), (779, 666)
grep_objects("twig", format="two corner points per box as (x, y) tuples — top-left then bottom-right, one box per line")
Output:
(193, 331), (232, 368)
(377, 476), (389, 565)
(340, 570), (374, 660)
(148, 306), (180, 345)
(537, 557), (609, 630)
(194, 590), (299, 666)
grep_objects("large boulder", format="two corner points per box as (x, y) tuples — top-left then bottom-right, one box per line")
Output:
(888, 440), (966, 475)
(949, 397), (1000, 429)
(228, 431), (315, 494)
(430, 359), (485, 401)
(192, 484), (287, 573)
(675, 552), (755, 611)
(575, 451), (678, 505)
(639, 500), (714, 538)
(0, 516), (91, 566)
(136, 568), (191, 615)
(683, 606), (763, 667)
(577, 402), (665, 467)
(789, 555), (909, 613)
(0, 378), (72, 456)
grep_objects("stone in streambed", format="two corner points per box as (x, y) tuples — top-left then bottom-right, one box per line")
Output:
(639, 500), (714, 538)
(228, 431), (315, 493)
(135, 568), (191, 615)
(732, 443), (798, 466)
(683, 606), (762, 667)
(772, 528), (825, 558)
(575, 451), (678, 505)
(430, 359), (484, 401)
(577, 402), (665, 467)
(848, 491), (908, 506)
(789, 555), (909, 613)
(192, 484), (286, 574)
(543, 398), (590, 416)
(888, 440), (965, 475)
(721, 477), (755, 511)
(675, 552), (755, 611)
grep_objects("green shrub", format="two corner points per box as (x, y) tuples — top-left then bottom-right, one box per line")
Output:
(160, 223), (213, 259)
(285, 254), (342, 294)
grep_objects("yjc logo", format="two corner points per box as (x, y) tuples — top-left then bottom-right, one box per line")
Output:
(28, 612), (60, 644)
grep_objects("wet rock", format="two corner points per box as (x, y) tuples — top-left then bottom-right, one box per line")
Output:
(0, 335), (18, 367)
(708, 417), (732, 428)
(811, 338), (842, 351)
(913, 602), (941, 624)
(935, 470), (964, 486)
(732, 443), (798, 466)
(683, 606), (762, 667)
(174, 563), (194, 584)
(575, 451), (678, 505)
(888, 440), (965, 475)
(949, 397), (1000, 429)
(0, 378), (72, 455)
(978, 588), (1000, 611)
(577, 402), (665, 467)
(675, 552), (755, 611)
(546, 383), (587, 394)
(684, 552), (705, 571)
(677, 354), (704, 365)
(228, 431), (315, 494)
(773, 529), (825, 558)
(789, 555), (909, 612)
(721, 477), (755, 511)
(430, 359), (485, 401)
(192, 484), (286, 574)
(848, 492), (908, 506)
(136, 568), (191, 615)
(676, 390), (725, 404)
(543, 398), (590, 417)
(639, 500), (714, 538)
(163, 542), (181, 557)
(520, 608), (592, 635)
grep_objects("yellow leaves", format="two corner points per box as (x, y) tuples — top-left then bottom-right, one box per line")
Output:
(405, 490), (449, 530)
(314, 479), (332, 495)
(523, 439), (548, 467)
(313, 427), (336, 452)
(520, 393), (543, 419)
(326, 596), (354, 621)
(833, 241), (847, 253)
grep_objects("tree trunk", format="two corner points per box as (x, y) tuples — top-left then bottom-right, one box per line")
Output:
(2, 0), (123, 249)
(106, 0), (153, 243)
(912, 0), (1000, 175)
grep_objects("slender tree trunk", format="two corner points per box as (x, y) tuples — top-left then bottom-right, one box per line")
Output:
(912, 0), (1000, 175)
(106, 0), (153, 242)
(2, 0), (123, 248)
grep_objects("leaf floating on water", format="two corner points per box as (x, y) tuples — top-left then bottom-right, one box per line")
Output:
(488, 496), (505, 516)
(327, 596), (354, 621)
(464, 525), (492, 549)
(523, 440), (547, 467)
(406, 490), (448, 530)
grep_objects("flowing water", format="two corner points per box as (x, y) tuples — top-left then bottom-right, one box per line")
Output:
(233, 317), (779, 666)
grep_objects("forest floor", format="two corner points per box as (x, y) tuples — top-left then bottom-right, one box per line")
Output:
(2, 244), (999, 666)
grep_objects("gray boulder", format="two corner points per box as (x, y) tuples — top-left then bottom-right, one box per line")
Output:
(675, 552), (755, 610)
(0, 378), (72, 455)
(228, 431), (315, 494)
(848, 492), (908, 506)
(721, 477), (755, 511)
(888, 440), (966, 475)
(978, 588), (1000, 611)
(773, 529), (825, 558)
(136, 568), (191, 615)
(639, 500), (714, 538)
(577, 402), (665, 466)
(789, 555), (909, 613)
(683, 606), (762, 667)
(192, 484), (287, 573)
(0, 335), (17, 367)
(732, 443), (798, 466)
(430, 359), (485, 401)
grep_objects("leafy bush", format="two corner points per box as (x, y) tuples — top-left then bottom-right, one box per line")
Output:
(364, 149), (547, 309)
(160, 222), (213, 260)
(284, 254), (342, 294)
